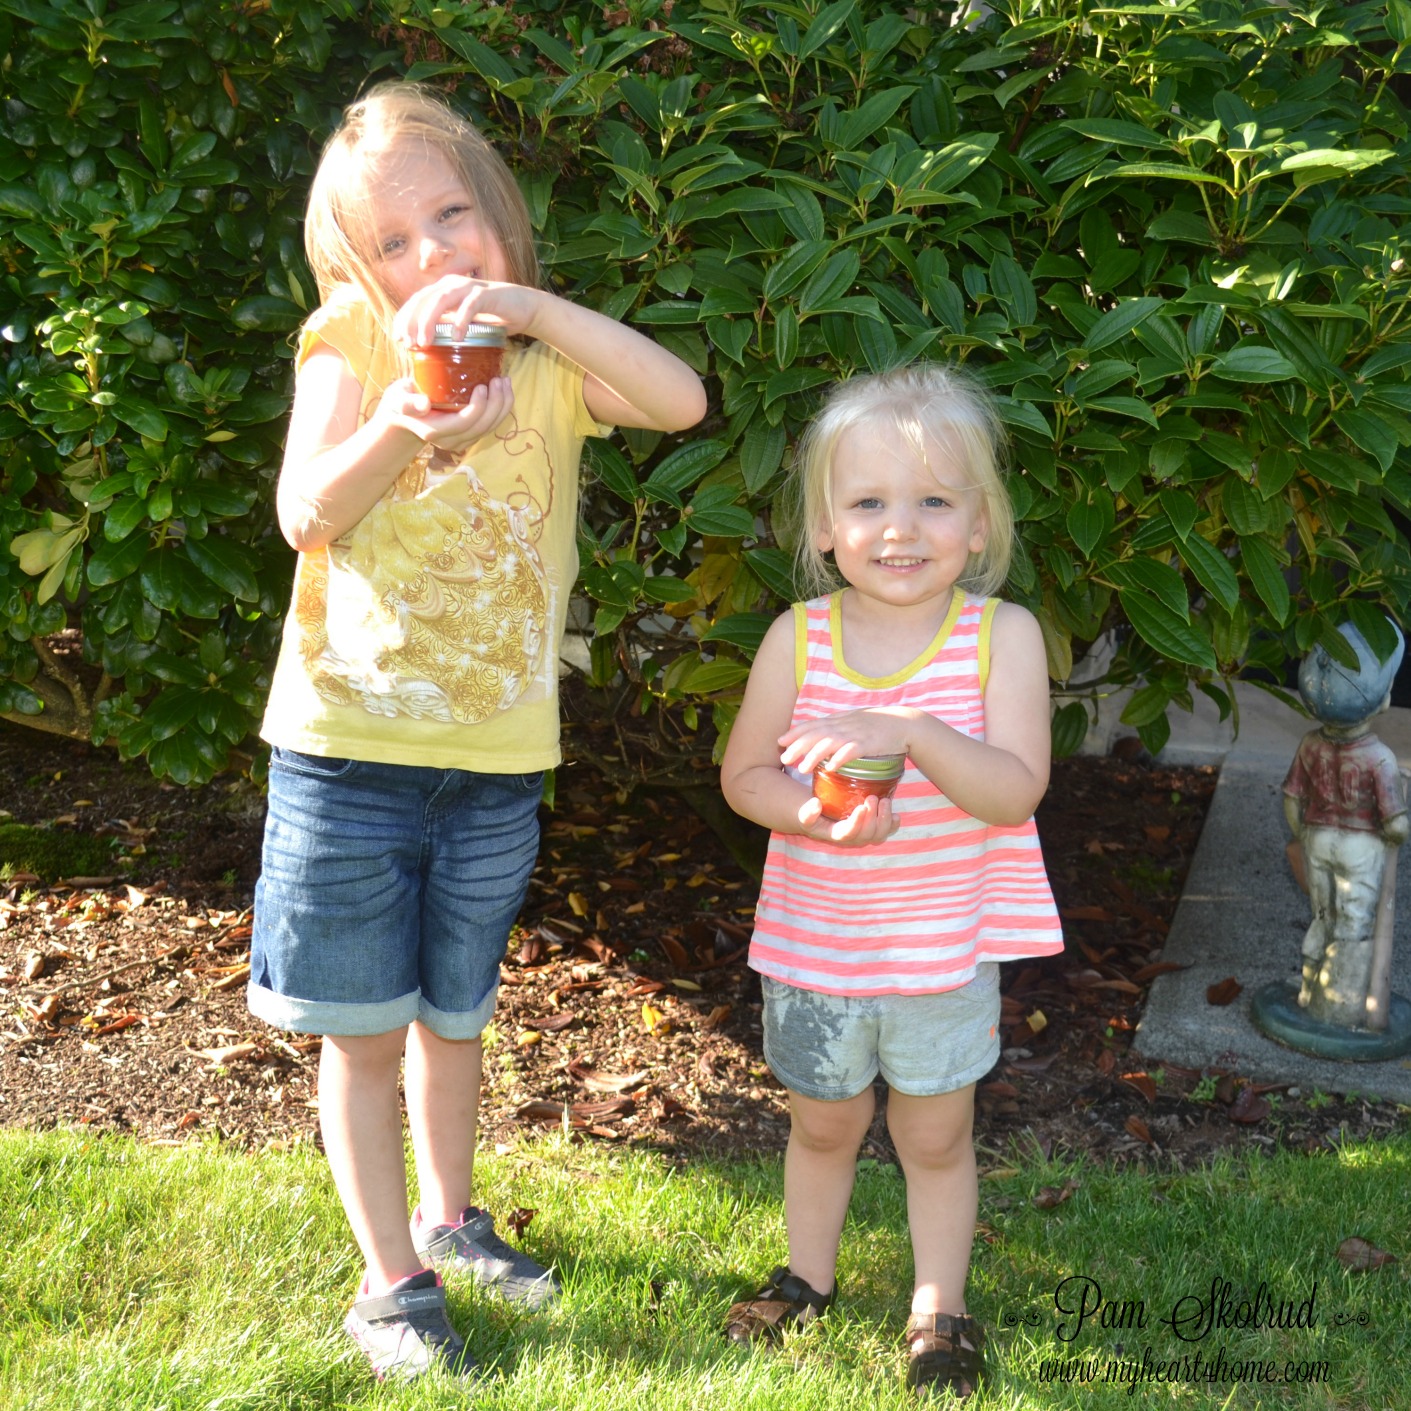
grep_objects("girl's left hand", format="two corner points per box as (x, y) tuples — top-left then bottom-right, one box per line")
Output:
(779, 707), (913, 776)
(394, 275), (542, 348)
(372, 375), (515, 455)
(796, 791), (899, 846)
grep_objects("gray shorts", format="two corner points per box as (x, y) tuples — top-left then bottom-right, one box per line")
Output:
(760, 964), (1001, 1100)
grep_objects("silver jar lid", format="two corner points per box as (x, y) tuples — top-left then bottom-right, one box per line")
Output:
(427, 322), (506, 348)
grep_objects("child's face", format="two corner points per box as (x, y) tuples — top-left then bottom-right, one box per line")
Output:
(818, 422), (988, 610)
(362, 143), (509, 308)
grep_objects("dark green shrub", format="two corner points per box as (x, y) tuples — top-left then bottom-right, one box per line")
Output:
(3, 0), (1411, 789)
(0, 0), (365, 782)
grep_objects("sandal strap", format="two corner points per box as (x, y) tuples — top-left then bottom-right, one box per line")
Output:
(905, 1312), (986, 1398)
(905, 1311), (985, 1350)
(724, 1265), (835, 1344)
(760, 1265), (834, 1315)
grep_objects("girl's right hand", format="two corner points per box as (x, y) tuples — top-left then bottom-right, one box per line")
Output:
(374, 374), (514, 456)
(795, 791), (899, 847)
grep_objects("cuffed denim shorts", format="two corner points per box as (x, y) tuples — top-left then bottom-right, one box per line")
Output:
(248, 748), (542, 1040)
(761, 963), (1001, 1100)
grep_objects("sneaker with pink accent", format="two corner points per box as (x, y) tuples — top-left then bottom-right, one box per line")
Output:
(413, 1206), (560, 1308)
(343, 1269), (478, 1381)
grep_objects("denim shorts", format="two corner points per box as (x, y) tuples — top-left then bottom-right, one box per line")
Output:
(760, 963), (1001, 1100)
(249, 748), (542, 1040)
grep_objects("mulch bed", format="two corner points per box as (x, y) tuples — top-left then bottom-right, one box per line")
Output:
(2, 720), (1405, 1168)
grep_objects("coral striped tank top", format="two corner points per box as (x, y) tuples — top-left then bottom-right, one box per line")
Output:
(748, 591), (1063, 996)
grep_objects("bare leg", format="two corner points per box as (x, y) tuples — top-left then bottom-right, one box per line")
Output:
(404, 1023), (482, 1227)
(887, 1086), (978, 1315)
(319, 1029), (421, 1293)
(783, 1087), (875, 1295)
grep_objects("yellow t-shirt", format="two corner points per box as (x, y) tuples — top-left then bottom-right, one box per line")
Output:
(261, 292), (608, 772)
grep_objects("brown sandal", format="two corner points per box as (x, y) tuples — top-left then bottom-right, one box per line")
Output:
(724, 1265), (834, 1345)
(904, 1311), (986, 1398)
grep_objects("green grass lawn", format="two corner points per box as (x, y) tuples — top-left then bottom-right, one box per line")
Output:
(0, 1127), (1405, 1409)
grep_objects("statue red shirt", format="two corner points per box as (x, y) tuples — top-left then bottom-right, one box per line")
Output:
(1282, 732), (1406, 834)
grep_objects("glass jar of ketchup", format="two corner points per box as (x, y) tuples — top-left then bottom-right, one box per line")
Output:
(410, 323), (506, 410)
(812, 755), (905, 821)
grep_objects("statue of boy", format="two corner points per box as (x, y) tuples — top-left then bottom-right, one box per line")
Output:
(1282, 620), (1407, 1030)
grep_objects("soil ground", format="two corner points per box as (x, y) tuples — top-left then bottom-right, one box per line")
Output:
(2, 720), (1406, 1169)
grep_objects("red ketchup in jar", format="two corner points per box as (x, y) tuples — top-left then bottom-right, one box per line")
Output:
(811, 755), (905, 821)
(411, 323), (506, 410)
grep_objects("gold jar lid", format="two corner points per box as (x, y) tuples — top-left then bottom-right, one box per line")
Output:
(820, 754), (905, 780)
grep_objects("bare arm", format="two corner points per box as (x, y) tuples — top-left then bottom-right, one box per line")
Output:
(776, 602), (1052, 827)
(720, 611), (898, 846)
(276, 342), (514, 552)
(395, 276), (707, 432)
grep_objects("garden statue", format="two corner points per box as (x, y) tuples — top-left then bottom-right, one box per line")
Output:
(1251, 619), (1411, 1061)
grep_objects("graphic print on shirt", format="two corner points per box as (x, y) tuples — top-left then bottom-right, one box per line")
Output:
(293, 401), (559, 726)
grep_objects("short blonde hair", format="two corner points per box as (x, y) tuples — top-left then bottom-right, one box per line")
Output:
(303, 81), (539, 327)
(789, 363), (1016, 600)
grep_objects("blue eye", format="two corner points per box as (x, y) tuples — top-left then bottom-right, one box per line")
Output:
(378, 235), (405, 259)
(855, 496), (882, 510)
(922, 495), (948, 508)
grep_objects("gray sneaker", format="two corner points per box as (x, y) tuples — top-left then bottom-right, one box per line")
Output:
(413, 1206), (561, 1308)
(343, 1269), (478, 1381)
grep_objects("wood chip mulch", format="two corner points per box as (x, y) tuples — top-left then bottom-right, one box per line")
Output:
(3, 722), (1405, 1168)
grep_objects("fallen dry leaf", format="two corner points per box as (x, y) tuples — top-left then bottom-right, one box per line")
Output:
(1132, 961), (1185, 982)
(1061, 905), (1116, 922)
(1336, 1237), (1397, 1272)
(1125, 1115), (1154, 1145)
(979, 1080), (1020, 1100)
(566, 1060), (648, 1092)
(520, 1012), (575, 1032)
(506, 1207), (537, 1238)
(1228, 1086), (1270, 1124)
(642, 1001), (671, 1037)
(191, 1041), (260, 1065)
(702, 1003), (731, 1030)
(567, 892), (589, 917)
(1120, 1071), (1158, 1102)
(92, 1013), (143, 1036)
(1206, 976), (1243, 1006)
(30, 994), (62, 1024)
(211, 964), (251, 992)
(1032, 1179), (1079, 1210)
(660, 934), (691, 970)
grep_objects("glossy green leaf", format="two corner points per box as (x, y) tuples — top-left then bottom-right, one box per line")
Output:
(1177, 531), (1241, 613)
(1119, 589), (1217, 670)
(1239, 535), (1291, 625)
(1208, 346), (1297, 382)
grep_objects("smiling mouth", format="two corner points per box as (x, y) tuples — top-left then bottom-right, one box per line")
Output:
(876, 557), (926, 567)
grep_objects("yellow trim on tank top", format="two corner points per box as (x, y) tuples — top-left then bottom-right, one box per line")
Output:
(826, 587), (967, 688)
(977, 596), (999, 695)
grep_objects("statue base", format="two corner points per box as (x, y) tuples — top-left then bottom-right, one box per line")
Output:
(1250, 983), (1411, 1062)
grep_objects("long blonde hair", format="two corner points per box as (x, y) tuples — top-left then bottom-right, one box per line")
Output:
(790, 363), (1016, 600)
(303, 81), (539, 327)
